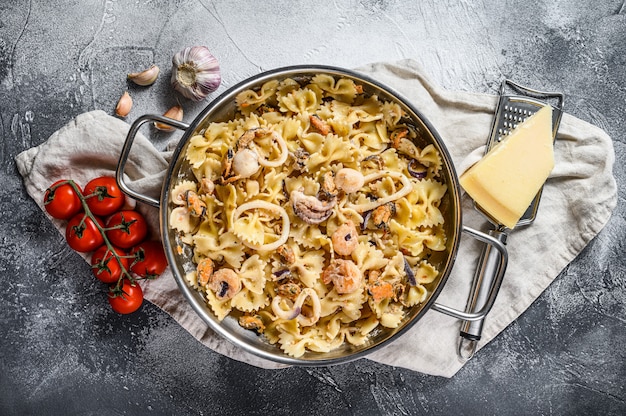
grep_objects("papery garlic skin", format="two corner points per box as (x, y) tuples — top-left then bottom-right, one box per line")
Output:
(171, 46), (221, 101)
(127, 65), (160, 86)
(115, 91), (132, 117)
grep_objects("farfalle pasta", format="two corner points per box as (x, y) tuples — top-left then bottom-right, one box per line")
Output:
(169, 74), (449, 357)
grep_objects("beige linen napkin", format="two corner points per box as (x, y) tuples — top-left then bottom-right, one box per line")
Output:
(15, 59), (617, 377)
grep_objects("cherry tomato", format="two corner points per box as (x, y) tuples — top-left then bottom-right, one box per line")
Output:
(108, 279), (143, 314)
(44, 180), (83, 220)
(66, 213), (105, 252)
(130, 241), (168, 278)
(90, 245), (130, 284)
(83, 176), (126, 216)
(105, 210), (148, 249)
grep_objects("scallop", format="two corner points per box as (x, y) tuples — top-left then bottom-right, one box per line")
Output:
(232, 148), (260, 178)
(334, 168), (365, 194)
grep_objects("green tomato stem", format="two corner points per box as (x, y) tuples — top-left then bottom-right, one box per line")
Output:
(62, 179), (135, 293)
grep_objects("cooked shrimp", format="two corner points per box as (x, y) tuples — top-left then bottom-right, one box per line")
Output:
(322, 259), (363, 294)
(331, 221), (359, 256)
(196, 257), (214, 286)
(208, 268), (242, 300)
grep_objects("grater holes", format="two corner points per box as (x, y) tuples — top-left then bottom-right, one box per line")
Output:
(497, 102), (542, 143)
(504, 121), (517, 129)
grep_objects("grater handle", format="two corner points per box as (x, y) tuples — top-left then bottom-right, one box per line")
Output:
(457, 229), (508, 360)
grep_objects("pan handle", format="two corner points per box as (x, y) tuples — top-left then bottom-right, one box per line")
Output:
(456, 228), (508, 361)
(431, 226), (508, 321)
(115, 114), (189, 208)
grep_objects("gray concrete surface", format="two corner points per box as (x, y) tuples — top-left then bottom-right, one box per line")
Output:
(1, 1), (625, 415)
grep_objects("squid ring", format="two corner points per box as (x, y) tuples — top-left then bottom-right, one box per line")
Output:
(239, 128), (289, 168)
(256, 130), (289, 168)
(348, 171), (413, 212)
(271, 288), (321, 327)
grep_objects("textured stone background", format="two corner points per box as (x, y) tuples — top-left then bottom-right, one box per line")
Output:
(1, 1), (624, 414)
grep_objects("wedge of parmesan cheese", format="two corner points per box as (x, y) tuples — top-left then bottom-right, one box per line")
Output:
(460, 105), (554, 229)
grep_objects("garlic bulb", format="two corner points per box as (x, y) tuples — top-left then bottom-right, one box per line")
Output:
(155, 104), (184, 132)
(171, 46), (221, 101)
(127, 65), (160, 86)
(115, 91), (132, 117)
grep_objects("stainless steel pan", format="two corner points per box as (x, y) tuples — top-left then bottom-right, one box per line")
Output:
(116, 65), (507, 366)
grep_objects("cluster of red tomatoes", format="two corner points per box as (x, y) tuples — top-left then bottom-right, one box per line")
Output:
(44, 176), (167, 314)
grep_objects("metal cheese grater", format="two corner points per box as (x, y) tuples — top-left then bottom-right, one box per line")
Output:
(458, 79), (564, 360)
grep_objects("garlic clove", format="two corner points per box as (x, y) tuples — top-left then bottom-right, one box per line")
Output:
(115, 91), (132, 117)
(171, 46), (221, 101)
(127, 65), (160, 86)
(154, 104), (184, 131)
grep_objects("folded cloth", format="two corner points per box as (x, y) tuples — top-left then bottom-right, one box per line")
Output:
(15, 59), (617, 377)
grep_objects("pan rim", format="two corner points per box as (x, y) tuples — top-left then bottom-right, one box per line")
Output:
(159, 64), (463, 366)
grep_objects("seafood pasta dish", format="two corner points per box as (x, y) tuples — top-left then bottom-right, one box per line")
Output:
(168, 74), (448, 357)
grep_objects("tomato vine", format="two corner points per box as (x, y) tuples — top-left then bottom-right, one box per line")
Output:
(44, 177), (167, 314)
